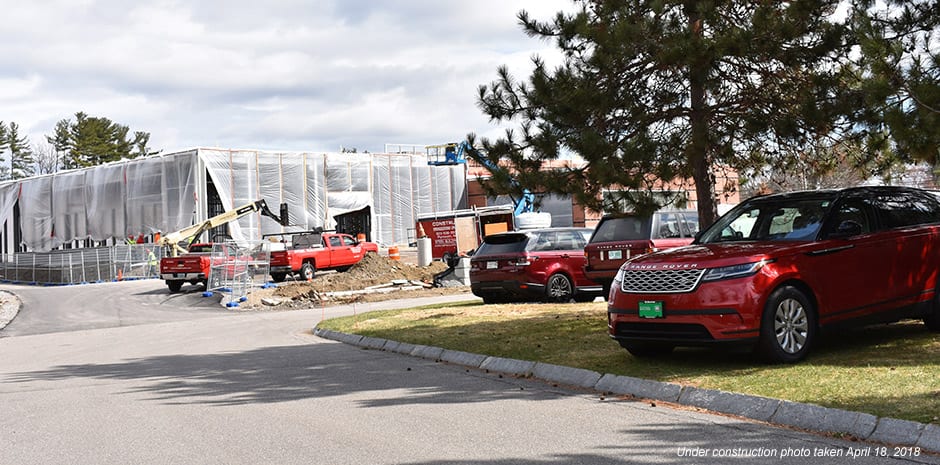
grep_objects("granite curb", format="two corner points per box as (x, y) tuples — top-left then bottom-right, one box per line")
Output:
(313, 326), (939, 454)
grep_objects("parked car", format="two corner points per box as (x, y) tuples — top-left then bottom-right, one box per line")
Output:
(607, 186), (940, 363)
(584, 210), (699, 297)
(470, 227), (603, 304)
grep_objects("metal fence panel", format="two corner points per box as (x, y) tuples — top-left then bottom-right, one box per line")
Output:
(0, 244), (163, 285)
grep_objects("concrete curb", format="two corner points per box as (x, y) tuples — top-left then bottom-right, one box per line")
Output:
(596, 373), (682, 403)
(679, 386), (780, 422)
(0, 290), (22, 330)
(313, 327), (939, 454)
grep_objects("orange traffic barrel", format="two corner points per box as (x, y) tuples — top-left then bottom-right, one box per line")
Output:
(357, 233), (366, 242)
(388, 246), (401, 261)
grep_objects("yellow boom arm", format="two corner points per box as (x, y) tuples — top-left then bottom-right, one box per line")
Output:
(160, 199), (288, 256)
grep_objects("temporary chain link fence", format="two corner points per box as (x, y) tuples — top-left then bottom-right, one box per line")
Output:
(0, 244), (164, 285)
(205, 241), (272, 307)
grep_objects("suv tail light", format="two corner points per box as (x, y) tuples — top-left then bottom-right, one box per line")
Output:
(515, 255), (536, 266)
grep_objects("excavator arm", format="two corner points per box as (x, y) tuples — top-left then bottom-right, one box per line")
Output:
(160, 199), (289, 256)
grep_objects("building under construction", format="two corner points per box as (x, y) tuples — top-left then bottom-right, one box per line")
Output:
(0, 148), (468, 258)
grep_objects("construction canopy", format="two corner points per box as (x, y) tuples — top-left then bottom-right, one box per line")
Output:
(0, 148), (468, 253)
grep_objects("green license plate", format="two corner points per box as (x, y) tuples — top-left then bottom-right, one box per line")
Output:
(639, 301), (663, 319)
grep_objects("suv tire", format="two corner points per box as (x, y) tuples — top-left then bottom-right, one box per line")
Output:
(545, 273), (574, 302)
(758, 286), (816, 363)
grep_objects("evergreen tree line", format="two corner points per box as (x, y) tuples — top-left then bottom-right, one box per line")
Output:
(0, 112), (159, 181)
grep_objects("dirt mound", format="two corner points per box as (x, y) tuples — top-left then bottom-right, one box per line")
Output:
(245, 252), (464, 308)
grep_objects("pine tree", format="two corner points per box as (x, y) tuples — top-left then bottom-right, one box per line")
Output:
(0, 122), (8, 180)
(850, 0), (940, 179)
(52, 112), (155, 168)
(8, 122), (35, 180)
(47, 118), (73, 169)
(475, 1), (863, 227)
(0, 121), (10, 181)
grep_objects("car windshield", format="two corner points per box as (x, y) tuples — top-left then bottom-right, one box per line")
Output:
(699, 195), (836, 243)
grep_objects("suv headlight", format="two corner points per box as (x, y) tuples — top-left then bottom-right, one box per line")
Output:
(613, 264), (627, 284)
(701, 259), (773, 282)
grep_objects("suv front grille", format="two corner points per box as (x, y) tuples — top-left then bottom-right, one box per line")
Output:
(620, 269), (705, 293)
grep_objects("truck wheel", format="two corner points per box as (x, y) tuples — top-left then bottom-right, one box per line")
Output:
(167, 281), (183, 293)
(758, 286), (816, 364)
(300, 262), (315, 281)
(270, 273), (286, 283)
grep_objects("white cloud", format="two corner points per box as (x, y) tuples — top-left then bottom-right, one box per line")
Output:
(0, 0), (576, 154)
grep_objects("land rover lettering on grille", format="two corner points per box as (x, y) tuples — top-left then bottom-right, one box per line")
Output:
(627, 263), (699, 270)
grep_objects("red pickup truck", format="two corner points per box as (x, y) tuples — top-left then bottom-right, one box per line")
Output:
(269, 231), (379, 282)
(159, 243), (234, 293)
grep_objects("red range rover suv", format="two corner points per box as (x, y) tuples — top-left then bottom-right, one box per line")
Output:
(470, 227), (603, 304)
(583, 210), (699, 298)
(607, 186), (940, 363)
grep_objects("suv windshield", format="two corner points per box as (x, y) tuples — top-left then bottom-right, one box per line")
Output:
(700, 195), (836, 243)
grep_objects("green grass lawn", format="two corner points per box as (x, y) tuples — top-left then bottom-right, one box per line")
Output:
(318, 301), (940, 424)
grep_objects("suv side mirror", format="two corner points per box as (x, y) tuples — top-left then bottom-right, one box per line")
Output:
(830, 220), (862, 239)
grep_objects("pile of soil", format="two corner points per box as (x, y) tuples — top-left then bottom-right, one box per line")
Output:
(245, 252), (469, 308)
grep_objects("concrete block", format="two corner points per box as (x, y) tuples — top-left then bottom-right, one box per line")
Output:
(439, 349), (488, 368)
(333, 332), (363, 345)
(479, 356), (536, 377)
(313, 328), (337, 340)
(532, 362), (602, 389)
(382, 340), (401, 352)
(358, 336), (387, 350)
(771, 401), (879, 438)
(869, 417), (925, 447)
(916, 423), (940, 454)
(851, 413), (879, 440)
(410, 345), (444, 360)
(678, 386), (780, 422)
(390, 341), (417, 356)
(594, 374), (681, 403)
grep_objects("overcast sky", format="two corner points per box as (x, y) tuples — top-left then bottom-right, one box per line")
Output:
(0, 1), (575, 156)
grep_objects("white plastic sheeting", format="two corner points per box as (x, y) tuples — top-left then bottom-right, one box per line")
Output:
(124, 152), (198, 237)
(0, 183), (19, 231)
(200, 149), (467, 246)
(19, 176), (54, 251)
(6, 148), (465, 252)
(84, 163), (126, 241)
(14, 151), (198, 251)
